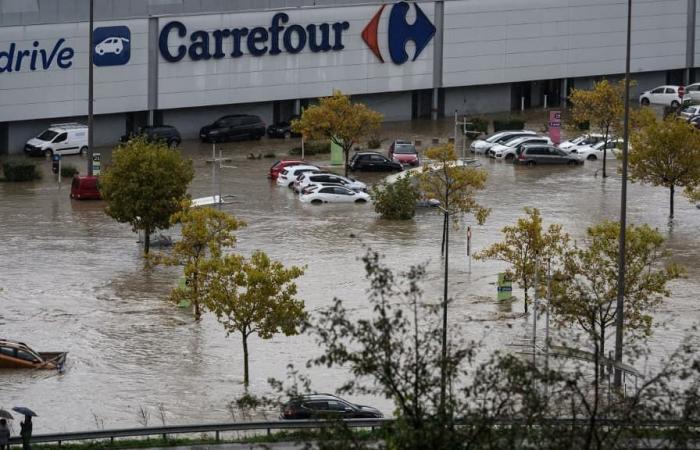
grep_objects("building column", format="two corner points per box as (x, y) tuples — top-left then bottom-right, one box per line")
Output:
(686, 0), (697, 85)
(431, 1), (445, 120)
(147, 17), (159, 126)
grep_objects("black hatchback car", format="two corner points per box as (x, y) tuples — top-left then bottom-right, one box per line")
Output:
(281, 394), (383, 420)
(200, 114), (266, 142)
(267, 116), (301, 139)
(121, 125), (181, 147)
(349, 152), (403, 172)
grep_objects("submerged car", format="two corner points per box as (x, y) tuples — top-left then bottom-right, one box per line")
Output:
(299, 185), (370, 204)
(267, 116), (301, 138)
(470, 130), (537, 154)
(348, 152), (402, 172)
(557, 133), (605, 152)
(489, 136), (552, 160)
(515, 144), (583, 166)
(0, 339), (67, 371)
(295, 172), (367, 193)
(269, 159), (309, 180)
(276, 165), (320, 187)
(281, 394), (383, 419)
(120, 125), (181, 148)
(388, 140), (419, 166)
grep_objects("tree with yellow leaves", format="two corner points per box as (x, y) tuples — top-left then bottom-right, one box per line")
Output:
(292, 91), (383, 177)
(569, 80), (626, 178)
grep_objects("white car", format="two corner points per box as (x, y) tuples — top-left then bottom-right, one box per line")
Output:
(24, 122), (88, 157)
(558, 133), (605, 152)
(299, 185), (371, 204)
(470, 130), (537, 154)
(490, 136), (552, 161)
(683, 82), (700, 101)
(95, 37), (129, 55)
(679, 105), (700, 120)
(639, 85), (682, 107)
(294, 172), (367, 193)
(276, 165), (320, 187)
(569, 139), (621, 161)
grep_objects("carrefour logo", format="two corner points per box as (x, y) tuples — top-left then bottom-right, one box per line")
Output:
(362, 1), (435, 65)
(93, 26), (131, 66)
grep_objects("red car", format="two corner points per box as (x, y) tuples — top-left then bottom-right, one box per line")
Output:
(269, 159), (308, 180)
(70, 175), (101, 200)
(388, 140), (419, 166)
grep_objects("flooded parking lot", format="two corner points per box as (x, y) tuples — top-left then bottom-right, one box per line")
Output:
(1, 119), (699, 433)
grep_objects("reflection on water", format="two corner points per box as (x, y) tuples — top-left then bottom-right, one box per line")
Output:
(1, 123), (699, 432)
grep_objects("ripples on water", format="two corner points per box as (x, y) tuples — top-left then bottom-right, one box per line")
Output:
(1, 133), (698, 432)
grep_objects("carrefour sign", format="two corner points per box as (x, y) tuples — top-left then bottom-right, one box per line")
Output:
(158, 1), (434, 65)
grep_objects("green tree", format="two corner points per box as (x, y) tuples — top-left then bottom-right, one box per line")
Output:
(475, 208), (569, 313)
(292, 91), (383, 177)
(203, 251), (305, 386)
(550, 221), (683, 373)
(370, 174), (420, 220)
(569, 79), (626, 178)
(100, 137), (193, 254)
(157, 204), (243, 320)
(629, 109), (700, 218)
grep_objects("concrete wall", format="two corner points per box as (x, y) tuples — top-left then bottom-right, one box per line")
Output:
(161, 101), (273, 139)
(443, 84), (511, 116)
(353, 91), (412, 121)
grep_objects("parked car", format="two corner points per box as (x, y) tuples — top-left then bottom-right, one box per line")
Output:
(267, 116), (301, 138)
(569, 139), (621, 161)
(294, 172), (367, 193)
(300, 185), (371, 204)
(121, 125), (181, 147)
(684, 83), (700, 101)
(276, 165), (320, 187)
(489, 135), (552, 160)
(691, 115), (700, 130)
(388, 140), (419, 166)
(199, 114), (266, 142)
(470, 130), (537, 154)
(281, 394), (383, 420)
(70, 175), (101, 200)
(639, 85), (682, 107)
(24, 123), (88, 157)
(515, 144), (583, 166)
(679, 105), (700, 121)
(269, 159), (309, 180)
(558, 133), (605, 151)
(348, 152), (403, 172)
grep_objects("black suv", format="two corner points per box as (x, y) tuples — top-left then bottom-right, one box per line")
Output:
(267, 116), (301, 139)
(349, 152), (403, 172)
(200, 115), (266, 142)
(281, 394), (383, 420)
(121, 125), (181, 148)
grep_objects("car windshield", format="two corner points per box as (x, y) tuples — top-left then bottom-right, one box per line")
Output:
(503, 137), (526, 146)
(37, 130), (59, 141)
(486, 134), (505, 143)
(682, 107), (697, 113)
(394, 144), (416, 154)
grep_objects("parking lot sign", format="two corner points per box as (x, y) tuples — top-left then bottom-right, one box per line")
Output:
(92, 153), (101, 176)
(549, 110), (562, 145)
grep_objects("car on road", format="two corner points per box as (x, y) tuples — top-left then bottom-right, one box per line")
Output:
(470, 130), (537, 154)
(24, 123), (88, 157)
(679, 105), (700, 121)
(568, 139), (621, 161)
(276, 165), (320, 187)
(281, 394), (383, 420)
(269, 159), (309, 180)
(388, 140), (420, 166)
(558, 133), (605, 152)
(199, 114), (266, 142)
(300, 185), (370, 204)
(515, 144), (583, 166)
(489, 135), (552, 160)
(294, 172), (367, 193)
(95, 36), (129, 55)
(639, 85), (682, 107)
(348, 152), (403, 172)
(120, 125), (181, 148)
(267, 116), (301, 139)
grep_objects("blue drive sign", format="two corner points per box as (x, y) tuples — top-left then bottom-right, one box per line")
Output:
(93, 26), (131, 67)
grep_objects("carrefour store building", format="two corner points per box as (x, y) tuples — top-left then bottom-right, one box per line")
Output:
(0, 0), (697, 153)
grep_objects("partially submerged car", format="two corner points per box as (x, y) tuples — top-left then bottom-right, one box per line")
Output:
(0, 339), (67, 371)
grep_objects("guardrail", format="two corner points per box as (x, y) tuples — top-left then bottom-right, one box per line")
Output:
(7, 418), (393, 447)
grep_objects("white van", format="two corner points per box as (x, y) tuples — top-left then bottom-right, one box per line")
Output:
(24, 123), (88, 157)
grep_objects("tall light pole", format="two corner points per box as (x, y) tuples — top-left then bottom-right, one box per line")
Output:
(87, 0), (95, 176)
(437, 205), (450, 418)
(614, 0), (632, 388)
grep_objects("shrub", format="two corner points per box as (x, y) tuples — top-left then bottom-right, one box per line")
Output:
(61, 164), (79, 178)
(370, 175), (419, 220)
(263, 152), (276, 158)
(367, 136), (383, 149)
(492, 117), (526, 132)
(466, 117), (489, 134)
(289, 141), (331, 156)
(2, 161), (40, 182)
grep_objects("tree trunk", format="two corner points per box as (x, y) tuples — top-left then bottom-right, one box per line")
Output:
(585, 340), (600, 450)
(344, 145), (350, 178)
(144, 228), (151, 255)
(523, 284), (529, 314)
(602, 128), (609, 178)
(669, 185), (675, 219)
(242, 333), (250, 387)
(441, 213), (447, 256)
(599, 325), (605, 378)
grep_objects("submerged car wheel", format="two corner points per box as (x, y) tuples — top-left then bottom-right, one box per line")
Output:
(44, 148), (53, 157)
(311, 199), (323, 205)
(168, 139), (179, 148)
(505, 154), (515, 161)
(567, 160), (578, 165)
(641, 98), (650, 106)
(284, 131), (292, 139)
(587, 154), (597, 161)
(80, 146), (88, 155)
(671, 100), (680, 108)
(355, 199), (367, 204)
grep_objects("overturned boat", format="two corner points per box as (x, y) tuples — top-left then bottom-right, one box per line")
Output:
(0, 339), (67, 371)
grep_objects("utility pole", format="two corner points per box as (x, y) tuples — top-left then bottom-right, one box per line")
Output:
(614, 0), (632, 389)
(439, 206), (450, 420)
(87, 0), (95, 176)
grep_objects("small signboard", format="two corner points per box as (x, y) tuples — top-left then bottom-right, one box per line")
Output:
(330, 139), (344, 166)
(497, 273), (513, 301)
(679, 85), (685, 98)
(549, 110), (562, 145)
(92, 153), (101, 176)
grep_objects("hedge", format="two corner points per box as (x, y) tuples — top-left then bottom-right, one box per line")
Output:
(492, 117), (526, 132)
(289, 141), (331, 156)
(2, 161), (40, 182)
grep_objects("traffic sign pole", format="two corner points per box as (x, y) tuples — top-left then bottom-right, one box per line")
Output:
(467, 226), (472, 274)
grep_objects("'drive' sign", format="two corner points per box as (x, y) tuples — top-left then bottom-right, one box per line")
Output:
(549, 111), (561, 145)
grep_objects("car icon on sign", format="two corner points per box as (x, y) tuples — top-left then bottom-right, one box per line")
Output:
(95, 37), (130, 55)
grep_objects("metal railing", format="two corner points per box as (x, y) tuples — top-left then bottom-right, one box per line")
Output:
(7, 418), (393, 447)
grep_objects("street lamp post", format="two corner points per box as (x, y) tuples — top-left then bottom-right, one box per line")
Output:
(614, 0), (632, 389)
(436, 205), (450, 417)
(87, 0), (94, 176)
